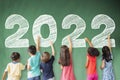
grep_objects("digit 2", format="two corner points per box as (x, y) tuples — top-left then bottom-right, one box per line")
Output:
(62, 14), (86, 47)
(5, 14), (29, 48)
(91, 14), (115, 48)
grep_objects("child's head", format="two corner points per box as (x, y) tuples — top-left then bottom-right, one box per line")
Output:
(41, 52), (50, 63)
(59, 45), (70, 66)
(11, 52), (20, 61)
(28, 45), (36, 55)
(87, 47), (99, 57)
(102, 46), (112, 62)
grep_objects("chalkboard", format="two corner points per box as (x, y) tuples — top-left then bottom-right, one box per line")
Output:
(0, 0), (120, 80)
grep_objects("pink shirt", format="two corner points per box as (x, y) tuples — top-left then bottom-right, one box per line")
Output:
(60, 55), (76, 80)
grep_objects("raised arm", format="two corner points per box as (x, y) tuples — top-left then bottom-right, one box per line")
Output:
(50, 41), (55, 56)
(36, 36), (40, 51)
(67, 36), (72, 55)
(107, 35), (112, 52)
(85, 37), (93, 47)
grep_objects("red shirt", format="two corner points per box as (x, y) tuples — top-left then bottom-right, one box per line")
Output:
(87, 54), (97, 75)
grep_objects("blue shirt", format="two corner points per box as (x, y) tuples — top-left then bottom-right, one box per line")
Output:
(28, 52), (41, 78)
(40, 56), (55, 80)
(102, 53), (115, 80)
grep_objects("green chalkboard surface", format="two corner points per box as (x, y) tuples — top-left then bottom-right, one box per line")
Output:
(0, 0), (120, 80)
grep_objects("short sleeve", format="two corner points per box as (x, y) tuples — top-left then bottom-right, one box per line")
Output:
(50, 56), (55, 64)
(5, 64), (10, 72)
(20, 63), (25, 70)
(28, 58), (32, 66)
(51, 56), (55, 61)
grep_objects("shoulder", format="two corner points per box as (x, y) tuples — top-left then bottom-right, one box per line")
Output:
(28, 57), (33, 64)
(49, 56), (55, 62)
(18, 63), (25, 69)
(102, 59), (105, 62)
(5, 62), (13, 69)
(87, 54), (90, 59)
(28, 56), (32, 61)
(36, 51), (41, 56)
(36, 51), (40, 54)
(6, 63), (11, 67)
(87, 54), (90, 57)
(19, 62), (24, 65)
(8, 62), (14, 65)
(51, 55), (55, 59)
(8, 62), (11, 65)
(40, 62), (44, 67)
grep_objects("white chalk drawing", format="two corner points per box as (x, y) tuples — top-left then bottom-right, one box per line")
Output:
(91, 14), (115, 48)
(33, 14), (57, 47)
(62, 14), (86, 47)
(5, 14), (29, 48)
(5, 14), (116, 48)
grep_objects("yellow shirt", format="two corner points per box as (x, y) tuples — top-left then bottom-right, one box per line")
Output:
(5, 62), (25, 80)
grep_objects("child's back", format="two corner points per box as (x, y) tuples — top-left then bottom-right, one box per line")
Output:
(86, 54), (97, 75)
(40, 41), (55, 80)
(27, 36), (41, 80)
(60, 54), (75, 80)
(40, 55), (55, 80)
(103, 58), (114, 75)
(100, 36), (115, 80)
(102, 51), (114, 80)
(2, 52), (25, 80)
(6, 62), (25, 80)
(59, 36), (76, 80)
(85, 38), (99, 80)
(28, 51), (41, 78)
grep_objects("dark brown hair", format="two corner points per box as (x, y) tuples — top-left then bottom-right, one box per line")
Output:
(102, 46), (112, 62)
(59, 45), (70, 66)
(28, 45), (36, 55)
(87, 47), (99, 57)
(11, 52), (20, 61)
(41, 52), (50, 63)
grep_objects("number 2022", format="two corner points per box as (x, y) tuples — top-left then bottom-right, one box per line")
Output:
(5, 14), (115, 48)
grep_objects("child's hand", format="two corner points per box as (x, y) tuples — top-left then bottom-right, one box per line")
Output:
(84, 37), (88, 41)
(37, 35), (40, 41)
(49, 41), (53, 46)
(67, 36), (71, 40)
(36, 35), (40, 44)
(49, 41), (55, 56)
(108, 35), (110, 39)
(84, 37), (93, 47)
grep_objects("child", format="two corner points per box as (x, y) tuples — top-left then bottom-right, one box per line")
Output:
(85, 38), (99, 80)
(40, 41), (55, 80)
(2, 52), (25, 80)
(58, 36), (76, 80)
(27, 36), (41, 80)
(100, 35), (115, 80)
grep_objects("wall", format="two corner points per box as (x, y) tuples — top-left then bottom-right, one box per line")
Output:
(0, 0), (120, 79)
